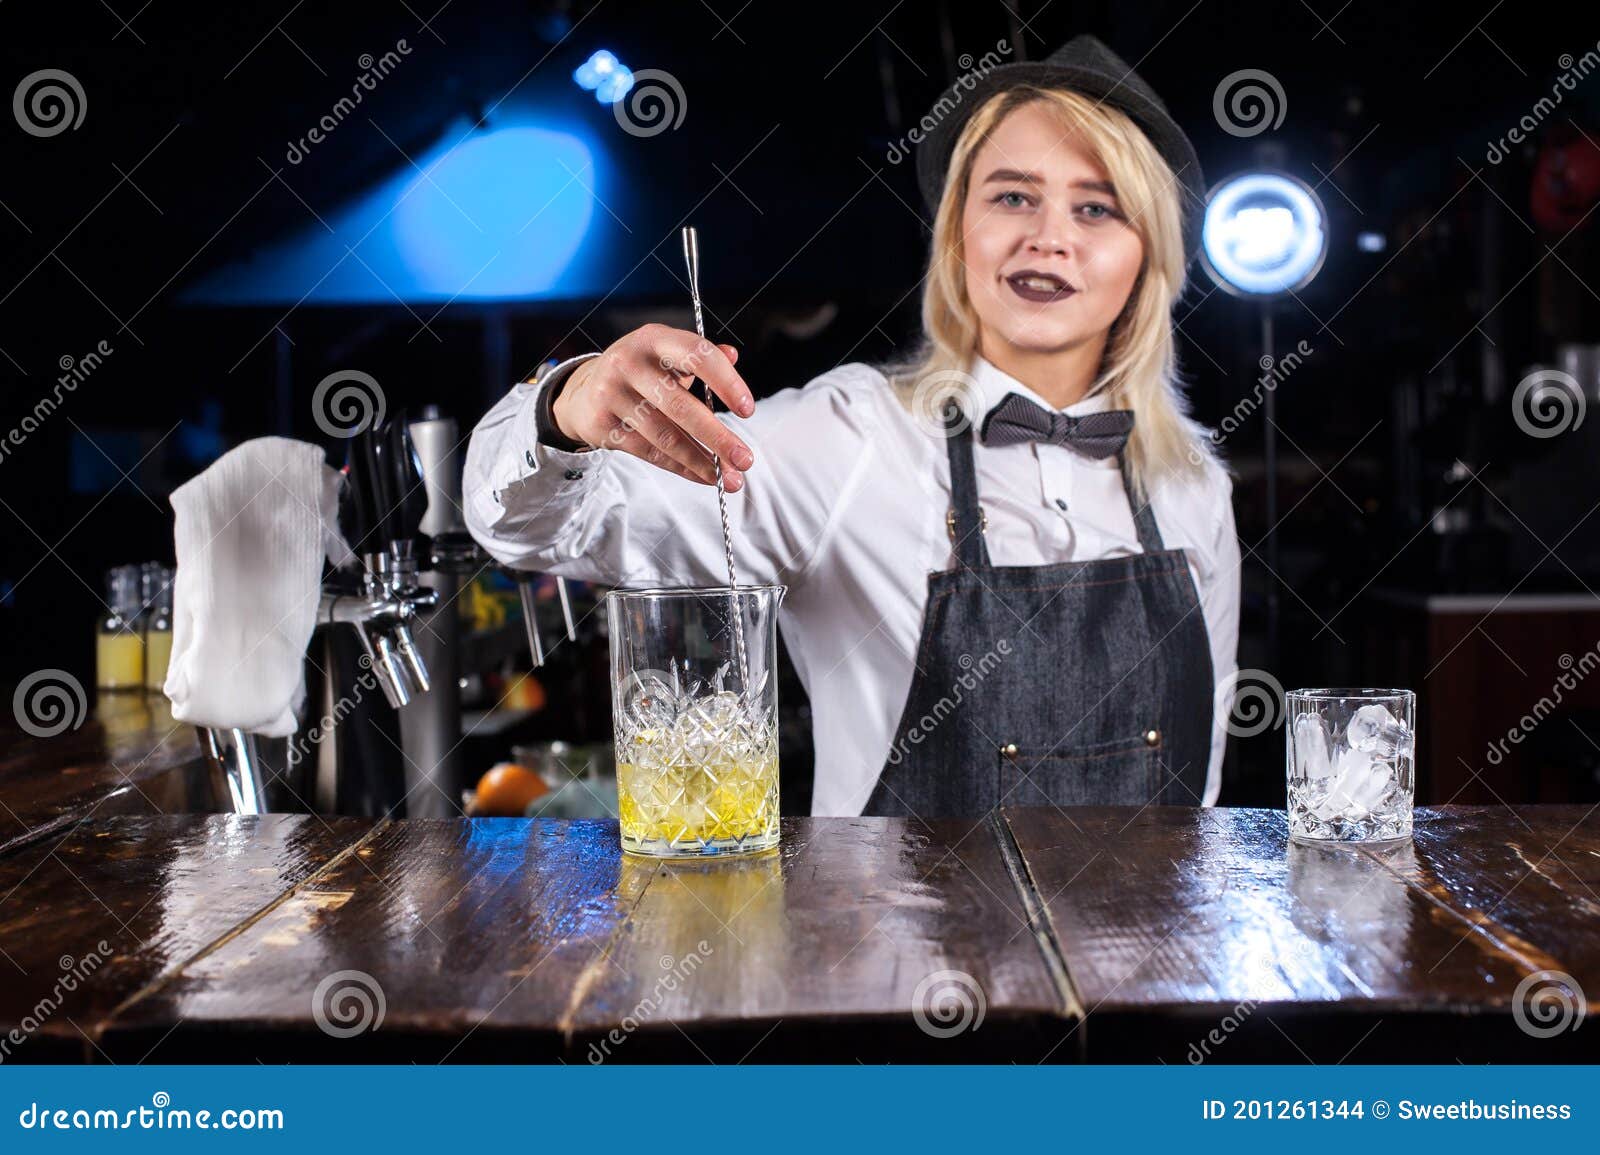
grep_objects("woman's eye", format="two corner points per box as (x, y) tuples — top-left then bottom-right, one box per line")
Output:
(993, 191), (1031, 208)
(1079, 202), (1120, 221)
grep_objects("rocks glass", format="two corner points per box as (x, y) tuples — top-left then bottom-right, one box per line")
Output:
(1286, 688), (1416, 844)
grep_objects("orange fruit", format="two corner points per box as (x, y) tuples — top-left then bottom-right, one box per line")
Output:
(472, 762), (549, 816)
(501, 673), (548, 713)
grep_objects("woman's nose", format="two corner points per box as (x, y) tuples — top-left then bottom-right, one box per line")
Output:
(1025, 211), (1075, 257)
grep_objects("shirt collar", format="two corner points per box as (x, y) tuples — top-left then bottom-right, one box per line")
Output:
(969, 355), (1115, 420)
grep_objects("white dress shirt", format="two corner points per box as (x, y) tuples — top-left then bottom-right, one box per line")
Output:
(464, 354), (1240, 815)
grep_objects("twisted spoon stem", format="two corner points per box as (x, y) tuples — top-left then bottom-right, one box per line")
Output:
(682, 226), (750, 695)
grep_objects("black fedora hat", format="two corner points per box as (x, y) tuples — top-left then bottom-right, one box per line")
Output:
(915, 34), (1206, 266)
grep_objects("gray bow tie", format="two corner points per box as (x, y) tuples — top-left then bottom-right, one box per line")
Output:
(978, 391), (1135, 458)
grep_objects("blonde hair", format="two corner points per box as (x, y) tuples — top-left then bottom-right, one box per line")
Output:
(892, 85), (1217, 497)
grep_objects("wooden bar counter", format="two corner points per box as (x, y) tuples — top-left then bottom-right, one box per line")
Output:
(1, 710), (1595, 1063)
(0, 807), (1593, 1063)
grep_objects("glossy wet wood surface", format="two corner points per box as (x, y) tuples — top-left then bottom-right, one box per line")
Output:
(102, 818), (647, 1062)
(98, 816), (1068, 1062)
(0, 814), (372, 1062)
(1004, 805), (1600, 1061)
(0, 694), (209, 855)
(0, 806), (1592, 1062)
(563, 816), (1066, 1061)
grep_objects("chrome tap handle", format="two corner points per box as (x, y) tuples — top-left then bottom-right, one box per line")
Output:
(518, 578), (546, 668)
(556, 576), (577, 643)
(370, 630), (413, 709)
(391, 622), (430, 695)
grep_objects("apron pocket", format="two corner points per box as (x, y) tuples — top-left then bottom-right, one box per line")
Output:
(998, 733), (1163, 808)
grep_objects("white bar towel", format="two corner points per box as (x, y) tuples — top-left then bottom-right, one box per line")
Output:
(164, 437), (351, 737)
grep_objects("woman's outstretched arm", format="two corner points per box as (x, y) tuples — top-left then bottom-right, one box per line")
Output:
(463, 343), (879, 593)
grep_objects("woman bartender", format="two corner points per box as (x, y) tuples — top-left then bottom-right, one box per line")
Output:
(464, 34), (1241, 819)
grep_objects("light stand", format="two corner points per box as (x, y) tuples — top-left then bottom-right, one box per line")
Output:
(1199, 171), (1329, 673)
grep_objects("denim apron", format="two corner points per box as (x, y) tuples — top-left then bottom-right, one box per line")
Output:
(864, 409), (1214, 817)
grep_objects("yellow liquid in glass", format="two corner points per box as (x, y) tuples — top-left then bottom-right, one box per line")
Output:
(96, 631), (145, 690)
(144, 629), (172, 690)
(617, 738), (779, 856)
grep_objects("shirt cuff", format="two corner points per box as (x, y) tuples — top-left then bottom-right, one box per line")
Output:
(499, 354), (605, 498)
(533, 354), (598, 451)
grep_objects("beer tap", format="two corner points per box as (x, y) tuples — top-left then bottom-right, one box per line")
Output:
(322, 417), (439, 709)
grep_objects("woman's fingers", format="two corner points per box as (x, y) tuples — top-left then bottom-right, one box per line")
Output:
(606, 427), (718, 487)
(648, 326), (756, 417)
(556, 325), (756, 489)
(610, 394), (718, 483)
(636, 368), (755, 470)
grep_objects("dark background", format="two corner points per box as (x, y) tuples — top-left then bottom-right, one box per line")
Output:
(3, 0), (1599, 807)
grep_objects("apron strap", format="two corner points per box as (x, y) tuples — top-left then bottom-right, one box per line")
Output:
(945, 404), (991, 570)
(1120, 454), (1168, 553)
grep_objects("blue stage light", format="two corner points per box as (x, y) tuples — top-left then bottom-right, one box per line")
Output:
(574, 50), (621, 92)
(1200, 172), (1328, 297)
(593, 65), (634, 105)
(392, 125), (596, 298)
(181, 120), (601, 304)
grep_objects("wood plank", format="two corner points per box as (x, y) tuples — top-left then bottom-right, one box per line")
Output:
(0, 694), (211, 854)
(103, 816), (1070, 1062)
(1382, 804), (1600, 1014)
(14, 807), (1589, 1064)
(566, 815), (1070, 1062)
(1002, 805), (1598, 1063)
(0, 814), (373, 1063)
(99, 818), (650, 1063)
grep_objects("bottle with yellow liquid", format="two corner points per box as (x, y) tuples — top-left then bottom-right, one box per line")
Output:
(96, 564), (145, 690)
(142, 562), (174, 691)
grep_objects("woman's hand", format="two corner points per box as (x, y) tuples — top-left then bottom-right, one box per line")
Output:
(550, 324), (756, 491)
